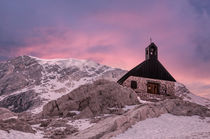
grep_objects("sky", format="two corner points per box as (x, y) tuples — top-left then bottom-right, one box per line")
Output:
(0, 0), (210, 99)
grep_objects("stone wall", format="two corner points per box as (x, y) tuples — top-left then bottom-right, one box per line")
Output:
(122, 76), (175, 95)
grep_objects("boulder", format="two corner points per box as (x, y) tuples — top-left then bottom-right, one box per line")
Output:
(0, 107), (17, 120)
(165, 99), (210, 117)
(0, 118), (35, 133)
(42, 79), (139, 117)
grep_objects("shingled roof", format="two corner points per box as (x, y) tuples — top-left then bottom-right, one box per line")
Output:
(117, 42), (176, 84)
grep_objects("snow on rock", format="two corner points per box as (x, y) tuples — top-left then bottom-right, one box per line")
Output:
(112, 113), (210, 139)
(137, 96), (152, 104)
(67, 119), (95, 131)
(28, 56), (126, 113)
(122, 105), (138, 111)
(175, 82), (210, 109)
(0, 130), (43, 139)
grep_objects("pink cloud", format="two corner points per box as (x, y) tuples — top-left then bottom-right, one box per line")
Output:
(13, 1), (210, 98)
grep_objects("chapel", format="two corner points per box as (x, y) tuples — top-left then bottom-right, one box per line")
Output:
(117, 42), (176, 95)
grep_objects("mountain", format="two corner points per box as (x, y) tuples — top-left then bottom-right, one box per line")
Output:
(1, 56), (210, 139)
(0, 56), (126, 113)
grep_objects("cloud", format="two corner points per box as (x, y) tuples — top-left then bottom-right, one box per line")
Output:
(87, 45), (112, 53)
(195, 38), (210, 62)
(190, 0), (210, 15)
(0, 0), (210, 98)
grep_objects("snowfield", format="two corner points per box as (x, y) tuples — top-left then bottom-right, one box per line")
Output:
(112, 113), (210, 139)
(0, 130), (43, 139)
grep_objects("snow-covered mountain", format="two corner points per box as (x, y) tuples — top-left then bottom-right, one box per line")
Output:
(1, 56), (210, 139)
(0, 55), (126, 113)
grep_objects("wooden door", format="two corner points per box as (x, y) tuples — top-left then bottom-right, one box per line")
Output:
(147, 82), (159, 94)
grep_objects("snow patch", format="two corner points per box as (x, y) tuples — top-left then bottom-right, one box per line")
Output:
(122, 105), (138, 111)
(69, 110), (80, 115)
(112, 113), (210, 139)
(2, 116), (18, 121)
(0, 130), (43, 139)
(137, 96), (152, 104)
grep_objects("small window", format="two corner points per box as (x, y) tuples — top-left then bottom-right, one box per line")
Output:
(131, 80), (137, 89)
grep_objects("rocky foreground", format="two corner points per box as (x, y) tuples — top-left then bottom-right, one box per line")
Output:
(0, 79), (210, 139)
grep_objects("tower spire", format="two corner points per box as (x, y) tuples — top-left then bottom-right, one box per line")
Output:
(150, 37), (153, 43)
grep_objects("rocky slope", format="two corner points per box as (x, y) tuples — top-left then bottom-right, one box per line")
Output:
(0, 56), (126, 113)
(1, 79), (210, 139)
(67, 98), (210, 139)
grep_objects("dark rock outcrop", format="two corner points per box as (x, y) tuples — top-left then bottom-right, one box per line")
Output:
(0, 90), (40, 113)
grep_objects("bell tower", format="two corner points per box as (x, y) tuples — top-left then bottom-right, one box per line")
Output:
(145, 42), (158, 60)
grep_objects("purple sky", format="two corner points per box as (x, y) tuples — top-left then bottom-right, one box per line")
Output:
(0, 0), (210, 98)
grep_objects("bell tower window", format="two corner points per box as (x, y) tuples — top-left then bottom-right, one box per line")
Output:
(145, 42), (158, 60)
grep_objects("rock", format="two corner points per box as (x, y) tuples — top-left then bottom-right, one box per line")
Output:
(42, 79), (139, 118)
(76, 107), (94, 119)
(166, 99), (210, 117)
(109, 108), (125, 115)
(58, 100), (79, 113)
(67, 99), (210, 139)
(0, 118), (35, 133)
(63, 110), (77, 118)
(67, 104), (161, 139)
(48, 119), (68, 128)
(0, 108), (39, 133)
(49, 126), (78, 139)
(42, 100), (61, 117)
(0, 107), (17, 120)
(0, 90), (40, 113)
(0, 56), (42, 96)
(41, 118), (78, 139)
(40, 119), (52, 127)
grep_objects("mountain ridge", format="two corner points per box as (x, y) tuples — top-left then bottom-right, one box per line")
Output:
(0, 55), (126, 113)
